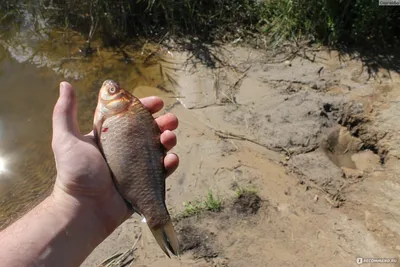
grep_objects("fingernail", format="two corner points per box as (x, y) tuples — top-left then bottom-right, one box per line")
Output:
(59, 82), (66, 97)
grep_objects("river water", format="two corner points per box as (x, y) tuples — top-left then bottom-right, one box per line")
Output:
(0, 6), (173, 229)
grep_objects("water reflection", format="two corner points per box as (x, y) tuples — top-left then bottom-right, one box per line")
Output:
(0, 40), (61, 226)
(0, 8), (174, 229)
(0, 157), (6, 174)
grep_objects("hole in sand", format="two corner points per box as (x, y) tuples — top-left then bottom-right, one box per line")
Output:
(233, 191), (262, 216)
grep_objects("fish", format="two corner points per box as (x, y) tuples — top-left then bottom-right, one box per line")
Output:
(93, 79), (180, 257)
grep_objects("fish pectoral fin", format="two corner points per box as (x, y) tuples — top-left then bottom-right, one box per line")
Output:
(93, 109), (105, 144)
(149, 219), (180, 257)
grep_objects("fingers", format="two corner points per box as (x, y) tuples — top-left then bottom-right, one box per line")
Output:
(158, 113), (178, 151)
(87, 108), (179, 151)
(160, 130), (176, 151)
(52, 82), (80, 140)
(86, 98), (176, 136)
(140, 96), (164, 114)
(164, 153), (179, 177)
(86, 94), (179, 178)
(156, 113), (178, 132)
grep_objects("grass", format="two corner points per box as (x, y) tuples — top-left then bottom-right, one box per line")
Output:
(177, 187), (262, 219)
(204, 190), (224, 212)
(260, 0), (400, 47)
(2, 0), (399, 48)
(179, 190), (223, 218)
(1, 1), (399, 77)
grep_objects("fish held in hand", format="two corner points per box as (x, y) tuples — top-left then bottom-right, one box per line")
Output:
(93, 79), (179, 257)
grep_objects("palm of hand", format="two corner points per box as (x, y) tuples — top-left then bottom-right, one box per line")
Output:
(54, 135), (116, 199)
(51, 82), (179, 230)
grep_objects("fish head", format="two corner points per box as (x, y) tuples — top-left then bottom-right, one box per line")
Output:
(93, 79), (134, 140)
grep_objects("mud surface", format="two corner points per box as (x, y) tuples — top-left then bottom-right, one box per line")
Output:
(233, 192), (262, 216)
(77, 44), (400, 267)
(178, 223), (219, 259)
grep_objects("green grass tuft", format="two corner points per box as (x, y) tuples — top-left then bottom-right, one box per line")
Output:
(181, 200), (204, 218)
(204, 190), (223, 212)
(180, 190), (223, 218)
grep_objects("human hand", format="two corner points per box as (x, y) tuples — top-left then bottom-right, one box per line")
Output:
(50, 82), (179, 236)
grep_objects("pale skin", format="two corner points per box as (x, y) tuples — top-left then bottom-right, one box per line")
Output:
(0, 82), (180, 267)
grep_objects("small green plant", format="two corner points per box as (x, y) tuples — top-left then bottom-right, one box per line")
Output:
(204, 190), (223, 212)
(181, 200), (204, 218)
(180, 190), (223, 218)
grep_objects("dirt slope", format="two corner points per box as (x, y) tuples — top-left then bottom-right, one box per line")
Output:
(82, 44), (400, 267)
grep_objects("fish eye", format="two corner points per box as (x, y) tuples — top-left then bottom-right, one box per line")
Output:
(108, 87), (117, 94)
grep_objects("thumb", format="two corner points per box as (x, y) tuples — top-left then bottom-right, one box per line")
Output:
(52, 82), (81, 140)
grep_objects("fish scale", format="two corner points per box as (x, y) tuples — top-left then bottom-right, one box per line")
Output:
(101, 104), (167, 224)
(93, 79), (179, 257)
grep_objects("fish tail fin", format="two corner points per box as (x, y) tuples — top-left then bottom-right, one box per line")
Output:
(149, 218), (180, 257)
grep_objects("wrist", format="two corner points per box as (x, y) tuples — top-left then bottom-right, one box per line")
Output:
(51, 180), (130, 238)
(0, 191), (111, 267)
(48, 190), (109, 244)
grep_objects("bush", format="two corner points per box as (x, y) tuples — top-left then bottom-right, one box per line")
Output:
(1, 0), (399, 47)
(260, 0), (400, 46)
(44, 0), (263, 44)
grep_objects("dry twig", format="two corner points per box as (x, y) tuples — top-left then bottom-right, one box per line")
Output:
(212, 129), (269, 150)
(99, 232), (143, 267)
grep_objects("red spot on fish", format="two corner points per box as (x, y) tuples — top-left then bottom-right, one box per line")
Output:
(102, 127), (109, 132)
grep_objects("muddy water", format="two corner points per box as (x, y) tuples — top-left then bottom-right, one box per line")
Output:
(0, 18), (174, 229)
